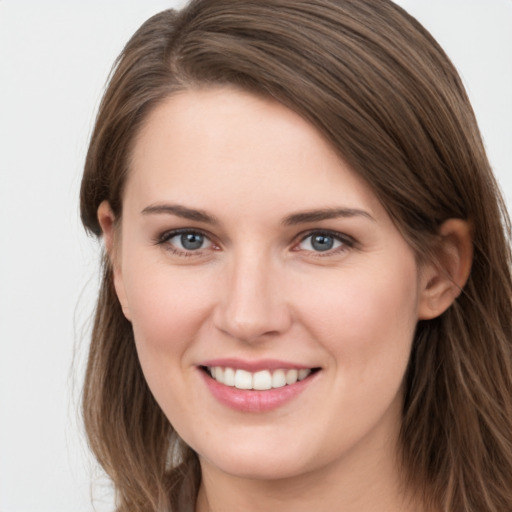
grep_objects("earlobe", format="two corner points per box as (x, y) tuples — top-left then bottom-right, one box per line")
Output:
(417, 219), (473, 320)
(97, 200), (132, 321)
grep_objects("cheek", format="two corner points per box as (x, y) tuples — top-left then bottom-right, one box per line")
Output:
(296, 257), (419, 377)
(121, 258), (216, 393)
(287, 257), (420, 453)
(128, 269), (213, 344)
(121, 265), (220, 437)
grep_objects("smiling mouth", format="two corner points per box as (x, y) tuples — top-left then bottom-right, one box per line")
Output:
(201, 366), (320, 391)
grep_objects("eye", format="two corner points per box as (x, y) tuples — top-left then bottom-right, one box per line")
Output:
(173, 232), (208, 251)
(296, 231), (351, 253)
(157, 229), (214, 255)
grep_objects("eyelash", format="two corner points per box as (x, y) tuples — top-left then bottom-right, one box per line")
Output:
(295, 230), (355, 256)
(155, 228), (216, 257)
(155, 228), (355, 257)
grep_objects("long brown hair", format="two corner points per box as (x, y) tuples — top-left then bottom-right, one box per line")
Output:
(80, 1), (512, 510)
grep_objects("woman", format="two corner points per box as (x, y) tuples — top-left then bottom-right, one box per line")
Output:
(80, 0), (512, 511)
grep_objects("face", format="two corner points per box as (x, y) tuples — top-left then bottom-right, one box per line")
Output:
(104, 88), (432, 482)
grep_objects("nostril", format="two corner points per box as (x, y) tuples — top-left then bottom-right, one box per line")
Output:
(213, 305), (293, 344)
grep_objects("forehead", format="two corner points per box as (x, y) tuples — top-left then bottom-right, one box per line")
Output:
(126, 87), (383, 220)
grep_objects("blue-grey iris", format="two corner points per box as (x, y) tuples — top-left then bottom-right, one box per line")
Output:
(181, 233), (204, 250)
(311, 234), (334, 251)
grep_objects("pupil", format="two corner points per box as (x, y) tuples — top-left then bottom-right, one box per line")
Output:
(181, 233), (203, 250)
(312, 234), (333, 251)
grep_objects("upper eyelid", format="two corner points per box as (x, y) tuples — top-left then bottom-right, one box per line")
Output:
(296, 229), (355, 244)
(157, 227), (214, 243)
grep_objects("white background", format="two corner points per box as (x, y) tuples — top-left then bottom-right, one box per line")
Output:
(0, 1), (510, 511)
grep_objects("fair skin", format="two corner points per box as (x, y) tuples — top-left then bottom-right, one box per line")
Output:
(98, 87), (472, 512)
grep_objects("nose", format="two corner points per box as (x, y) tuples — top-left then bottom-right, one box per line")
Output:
(212, 250), (292, 343)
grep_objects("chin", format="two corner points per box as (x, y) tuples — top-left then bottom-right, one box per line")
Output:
(199, 449), (311, 481)
(187, 428), (315, 481)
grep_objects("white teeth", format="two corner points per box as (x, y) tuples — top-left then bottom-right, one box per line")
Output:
(207, 366), (314, 390)
(286, 369), (298, 385)
(223, 367), (235, 387)
(298, 368), (311, 381)
(253, 370), (272, 390)
(234, 369), (253, 390)
(271, 369), (287, 388)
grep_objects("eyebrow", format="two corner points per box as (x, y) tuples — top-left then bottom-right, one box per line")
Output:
(141, 203), (374, 226)
(282, 208), (374, 225)
(141, 204), (219, 224)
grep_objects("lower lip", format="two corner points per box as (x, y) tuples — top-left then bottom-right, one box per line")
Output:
(200, 370), (318, 413)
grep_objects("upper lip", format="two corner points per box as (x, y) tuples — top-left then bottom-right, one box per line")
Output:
(199, 358), (318, 372)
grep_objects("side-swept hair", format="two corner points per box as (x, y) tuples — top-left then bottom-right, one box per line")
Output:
(80, 1), (512, 510)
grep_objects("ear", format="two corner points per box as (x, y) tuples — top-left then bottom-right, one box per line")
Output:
(417, 219), (473, 320)
(97, 200), (131, 321)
